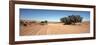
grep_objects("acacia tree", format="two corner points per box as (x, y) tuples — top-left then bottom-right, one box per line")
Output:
(60, 15), (83, 25)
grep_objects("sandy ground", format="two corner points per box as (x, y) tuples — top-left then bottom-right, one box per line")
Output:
(20, 22), (90, 36)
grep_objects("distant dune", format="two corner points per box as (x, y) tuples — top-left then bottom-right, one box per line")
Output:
(20, 21), (90, 36)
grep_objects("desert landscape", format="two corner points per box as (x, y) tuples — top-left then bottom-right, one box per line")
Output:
(19, 9), (90, 36)
(20, 21), (90, 36)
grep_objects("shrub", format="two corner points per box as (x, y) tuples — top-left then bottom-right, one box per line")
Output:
(23, 23), (27, 26)
(40, 20), (48, 25)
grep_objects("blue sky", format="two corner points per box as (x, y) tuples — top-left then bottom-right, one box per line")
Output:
(20, 8), (90, 22)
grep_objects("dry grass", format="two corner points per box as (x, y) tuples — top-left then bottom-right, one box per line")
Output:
(20, 21), (90, 36)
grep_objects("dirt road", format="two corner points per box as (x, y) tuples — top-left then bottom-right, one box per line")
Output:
(20, 22), (90, 36)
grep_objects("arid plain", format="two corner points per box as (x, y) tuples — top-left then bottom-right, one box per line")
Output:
(20, 21), (90, 36)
